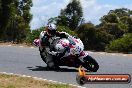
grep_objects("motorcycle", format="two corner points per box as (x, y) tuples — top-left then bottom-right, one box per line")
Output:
(33, 35), (99, 72)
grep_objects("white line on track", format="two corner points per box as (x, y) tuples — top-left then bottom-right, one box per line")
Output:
(111, 54), (116, 56)
(20, 46), (24, 47)
(100, 52), (105, 55)
(123, 55), (127, 56)
(7, 45), (12, 46)
(0, 72), (86, 88)
(30, 47), (34, 49)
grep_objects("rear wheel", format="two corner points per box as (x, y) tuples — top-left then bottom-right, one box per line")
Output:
(83, 55), (99, 72)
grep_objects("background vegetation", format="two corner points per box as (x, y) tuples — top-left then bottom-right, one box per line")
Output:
(0, 0), (32, 43)
(0, 0), (132, 53)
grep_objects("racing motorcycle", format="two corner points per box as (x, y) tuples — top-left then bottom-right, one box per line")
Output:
(33, 36), (99, 72)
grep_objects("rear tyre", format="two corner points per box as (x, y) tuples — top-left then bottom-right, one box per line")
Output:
(83, 55), (99, 72)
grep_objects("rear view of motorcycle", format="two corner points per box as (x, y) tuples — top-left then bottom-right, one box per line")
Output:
(33, 35), (99, 72)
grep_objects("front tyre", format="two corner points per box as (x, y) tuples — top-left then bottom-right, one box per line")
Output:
(83, 55), (99, 72)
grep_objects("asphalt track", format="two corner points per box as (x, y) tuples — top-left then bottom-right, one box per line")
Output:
(0, 45), (132, 88)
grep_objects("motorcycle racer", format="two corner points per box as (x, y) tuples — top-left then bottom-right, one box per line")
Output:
(33, 23), (99, 72)
(39, 23), (70, 70)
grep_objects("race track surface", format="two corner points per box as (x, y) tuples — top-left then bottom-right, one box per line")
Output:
(0, 45), (132, 88)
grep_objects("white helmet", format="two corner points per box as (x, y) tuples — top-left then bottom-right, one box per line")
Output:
(46, 23), (57, 36)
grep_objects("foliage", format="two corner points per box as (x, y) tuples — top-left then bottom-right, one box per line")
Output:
(0, 0), (32, 42)
(108, 8), (131, 18)
(77, 23), (113, 51)
(57, 25), (78, 36)
(94, 29), (114, 51)
(105, 33), (132, 53)
(100, 13), (118, 23)
(100, 23), (124, 39)
(57, 0), (84, 30)
(0, 0), (2, 36)
(0, 0), (132, 53)
(26, 27), (44, 43)
(99, 8), (132, 35)
(68, 8), (132, 52)
(77, 23), (96, 50)
(120, 16), (132, 33)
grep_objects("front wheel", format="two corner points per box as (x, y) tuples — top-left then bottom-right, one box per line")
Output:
(82, 55), (99, 72)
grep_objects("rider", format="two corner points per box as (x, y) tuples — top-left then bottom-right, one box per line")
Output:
(39, 23), (70, 70)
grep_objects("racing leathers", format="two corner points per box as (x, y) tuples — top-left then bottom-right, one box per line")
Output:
(39, 31), (70, 69)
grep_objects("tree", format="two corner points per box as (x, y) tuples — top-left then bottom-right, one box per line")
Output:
(120, 16), (132, 33)
(109, 8), (132, 33)
(100, 13), (118, 23)
(77, 22), (96, 50)
(26, 27), (44, 43)
(95, 29), (114, 51)
(57, 0), (84, 30)
(102, 23), (124, 39)
(0, 0), (2, 38)
(77, 22), (114, 51)
(106, 33), (132, 53)
(98, 8), (132, 40)
(19, 0), (33, 24)
(17, 0), (33, 42)
(100, 8), (132, 34)
(0, 0), (12, 38)
(7, 0), (19, 41)
(109, 8), (131, 18)
(0, 0), (32, 42)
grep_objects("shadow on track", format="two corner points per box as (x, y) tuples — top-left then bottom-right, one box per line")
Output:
(27, 66), (78, 72)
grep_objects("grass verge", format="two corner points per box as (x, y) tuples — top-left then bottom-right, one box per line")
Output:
(0, 73), (77, 88)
